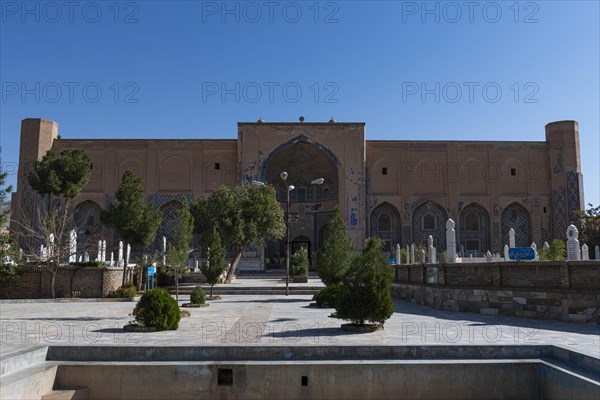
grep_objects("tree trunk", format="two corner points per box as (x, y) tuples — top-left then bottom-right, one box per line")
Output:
(210, 284), (214, 299)
(136, 264), (144, 292)
(69, 268), (80, 298)
(50, 269), (57, 299)
(122, 263), (127, 287)
(225, 249), (243, 283)
(175, 269), (179, 302)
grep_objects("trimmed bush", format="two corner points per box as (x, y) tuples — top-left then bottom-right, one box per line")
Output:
(315, 283), (342, 308)
(335, 237), (394, 326)
(106, 283), (137, 298)
(132, 288), (180, 330)
(190, 286), (206, 305)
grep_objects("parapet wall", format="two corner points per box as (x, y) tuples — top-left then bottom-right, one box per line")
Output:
(392, 261), (600, 323)
(0, 265), (123, 299)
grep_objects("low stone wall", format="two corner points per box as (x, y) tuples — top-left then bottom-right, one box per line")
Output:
(393, 260), (600, 323)
(0, 265), (123, 299)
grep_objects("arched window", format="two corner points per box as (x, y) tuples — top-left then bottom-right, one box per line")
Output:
(157, 200), (182, 246)
(377, 212), (392, 232)
(459, 203), (490, 256)
(74, 200), (103, 254)
(465, 212), (480, 232)
(501, 203), (531, 248)
(422, 212), (436, 231)
(412, 201), (447, 252)
(370, 203), (400, 254)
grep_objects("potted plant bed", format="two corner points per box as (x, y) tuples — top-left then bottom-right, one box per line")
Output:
(123, 324), (158, 332)
(292, 275), (308, 283)
(182, 303), (209, 308)
(340, 323), (383, 333)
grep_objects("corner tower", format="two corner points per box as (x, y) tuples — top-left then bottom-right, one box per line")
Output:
(545, 120), (584, 238)
(10, 118), (58, 232)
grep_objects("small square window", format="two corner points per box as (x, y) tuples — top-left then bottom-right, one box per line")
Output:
(382, 167), (388, 175)
(510, 168), (516, 176)
(301, 376), (308, 386)
(218, 368), (233, 386)
(214, 163), (221, 170)
(543, 207), (547, 213)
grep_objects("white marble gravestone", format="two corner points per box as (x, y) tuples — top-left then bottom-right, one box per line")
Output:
(566, 225), (581, 261)
(427, 235), (435, 264)
(118, 241), (124, 267)
(531, 242), (538, 260)
(509, 228), (515, 248)
(595, 245), (600, 261)
(485, 250), (493, 262)
(503, 245), (509, 262)
(69, 229), (77, 263)
(446, 219), (456, 263)
(581, 244), (589, 261)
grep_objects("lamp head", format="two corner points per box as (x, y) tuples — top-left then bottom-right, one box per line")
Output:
(288, 185), (295, 191)
(280, 171), (288, 181)
(311, 178), (325, 185)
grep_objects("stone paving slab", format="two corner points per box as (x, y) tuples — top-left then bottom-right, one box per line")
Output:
(1, 294), (598, 360)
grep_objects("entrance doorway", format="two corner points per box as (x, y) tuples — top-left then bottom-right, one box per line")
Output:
(292, 236), (311, 267)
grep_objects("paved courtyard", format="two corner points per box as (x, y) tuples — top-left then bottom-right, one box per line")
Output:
(1, 280), (598, 361)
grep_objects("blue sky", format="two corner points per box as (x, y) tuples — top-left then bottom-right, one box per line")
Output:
(1, 0), (599, 206)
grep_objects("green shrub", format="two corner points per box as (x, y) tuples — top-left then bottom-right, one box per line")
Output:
(132, 288), (180, 330)
(316, 206), (354, 286)
(440, 251), (448, 263)
(190, 286), (206, 304)
(315, 283), (342, 308)
(0, 264), (24, 283)
(106, 283), (138, 298)
(335, 237), (394, 326)
(398, 248), (408, 264)
(539, 239), (566, 261)
(290, 247), (309, 277)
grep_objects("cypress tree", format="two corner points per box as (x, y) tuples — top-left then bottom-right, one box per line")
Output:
(101, 170), (162, 286)
(201, 226), (227, 298)
(316, 206), (354, 286)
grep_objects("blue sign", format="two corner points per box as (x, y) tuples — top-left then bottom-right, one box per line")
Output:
(389, 258), (397, 265)
(147, 266), (156, 275)
(508, 247), (536, 261)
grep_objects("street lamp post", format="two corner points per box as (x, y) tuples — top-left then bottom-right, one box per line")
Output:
(252, 173), (323, 296)
(280, 172), (324, 295)
(280, 172), (292, 296)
